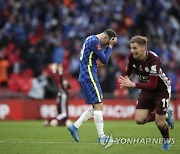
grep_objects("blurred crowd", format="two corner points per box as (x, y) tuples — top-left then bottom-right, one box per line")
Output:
(0, 0), (180, 99)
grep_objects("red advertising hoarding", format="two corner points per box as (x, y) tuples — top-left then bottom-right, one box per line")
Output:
(0, 98), (179, 120)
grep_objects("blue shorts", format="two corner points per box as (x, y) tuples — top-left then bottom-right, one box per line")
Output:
(79, 80), (103, 104)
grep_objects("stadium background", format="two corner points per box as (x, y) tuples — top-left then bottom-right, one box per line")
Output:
(0, 0), (180, 119)
(0, 1), (180, 154)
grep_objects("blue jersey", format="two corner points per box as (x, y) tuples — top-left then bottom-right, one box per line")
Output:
(78, 35), (113, 104)
(78, 35), (112, 82)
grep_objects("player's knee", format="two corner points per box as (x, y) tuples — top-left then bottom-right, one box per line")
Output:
(135, 118), (146, 125)
(155, 119), (166, 127)
(93, 103), (103, 111)
(136, 120), (146, 125)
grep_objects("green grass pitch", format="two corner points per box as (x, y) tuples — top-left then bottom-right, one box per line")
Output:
(0, 120), (179, 154)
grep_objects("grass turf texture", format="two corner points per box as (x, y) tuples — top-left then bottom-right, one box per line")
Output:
(0, 120), (179, 154)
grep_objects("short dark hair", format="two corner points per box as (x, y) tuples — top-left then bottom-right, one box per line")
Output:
(104, 29), (117, 38)
(130, 35), (148, 46)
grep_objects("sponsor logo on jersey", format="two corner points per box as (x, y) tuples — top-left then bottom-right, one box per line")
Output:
(137, 75), (149, 81)
(145, 67), (149, 72)
(133, 64), (136, 68)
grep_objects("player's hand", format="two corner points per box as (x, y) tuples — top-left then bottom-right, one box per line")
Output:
(109, 37), (117, 47)
(118, 76), (127, 90)
(119, 84), (126, 91)
(118, 76), (135, 88)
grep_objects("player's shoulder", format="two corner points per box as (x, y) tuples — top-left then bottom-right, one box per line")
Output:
(146, 51), (162, 67)
(147, 51), (160, 61)
(128, 53), (134, 60)
(85, 35), (99, 46)
(85, 35), (97, 42)
(148, 50), (159, 58)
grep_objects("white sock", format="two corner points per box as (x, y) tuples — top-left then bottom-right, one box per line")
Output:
(94, 110), (104, 138)
(74, 107), (94, 128)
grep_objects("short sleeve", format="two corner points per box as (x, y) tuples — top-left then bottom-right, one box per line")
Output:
(149, 58), (161, 76)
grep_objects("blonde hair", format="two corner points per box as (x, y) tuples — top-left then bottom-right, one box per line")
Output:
(130, 35), (148, 46)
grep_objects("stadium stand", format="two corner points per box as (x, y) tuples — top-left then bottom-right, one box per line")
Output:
(0, 0), (180, 99)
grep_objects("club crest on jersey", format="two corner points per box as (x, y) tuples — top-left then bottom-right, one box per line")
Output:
(145, 67), (150, 72)
(96, 44), (101, 50)
(132, 64), (136, 68)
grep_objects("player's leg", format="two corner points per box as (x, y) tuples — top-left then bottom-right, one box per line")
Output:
(73, 81), (94, 128)
(93, 102), (113, 144)
(155, 114), (170, 150)
(56, 91), (68, 122)
(155, 90), (173, 150)
(90, 80), (111, 142)
(93, 103), (104, 138)
(135, 109), (150, 124)
(68, 81), (94, 142)
(68, 106), (94, 142)
(73, 107), (94, 128)
(75, 80), (103, 132)
(47, 91), (69, 126)
(135, 92), (155, 124)
(56, 90), (72, 126)
(56, 92), (61, 114)
(146, 111), (156, 122)
(44, 92), (62, 126)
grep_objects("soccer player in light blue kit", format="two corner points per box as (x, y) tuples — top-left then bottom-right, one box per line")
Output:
(68, 29), (117, 143)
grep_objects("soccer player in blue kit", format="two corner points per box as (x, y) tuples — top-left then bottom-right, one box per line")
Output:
(68, 29), (117, 143)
